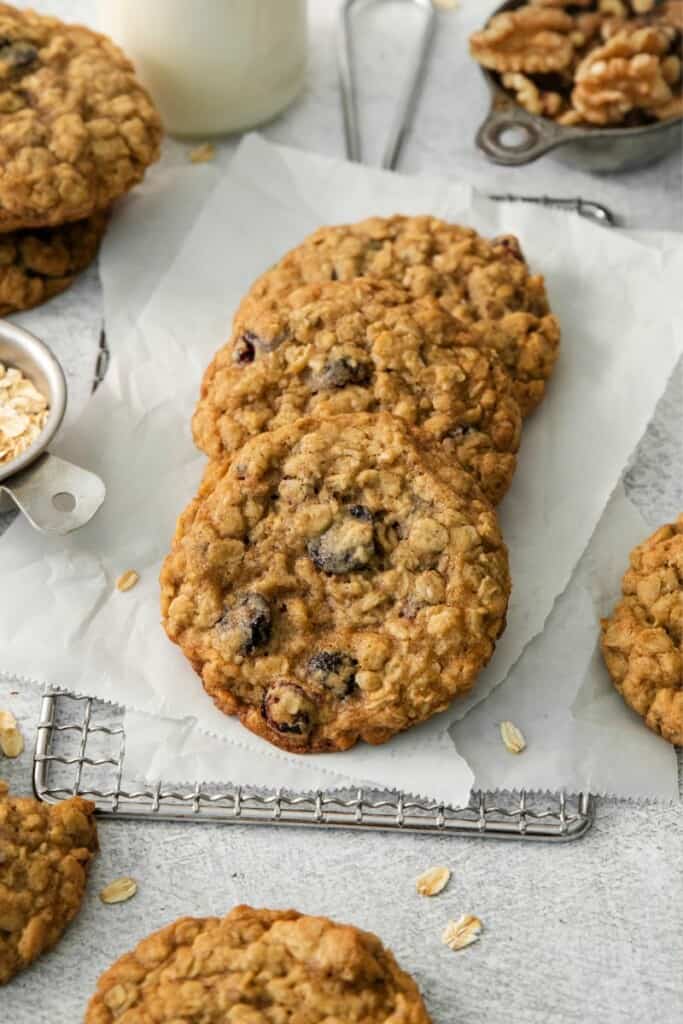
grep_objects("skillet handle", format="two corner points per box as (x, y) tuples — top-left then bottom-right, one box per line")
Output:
(476, 104), (568, 166)
(0, 452), (105, 534)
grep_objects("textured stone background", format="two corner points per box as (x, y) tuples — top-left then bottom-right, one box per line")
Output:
(1, 1), (682, 1021)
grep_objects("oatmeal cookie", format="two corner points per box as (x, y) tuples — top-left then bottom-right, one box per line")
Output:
(601, 515), (683, 746)
(236, 216), (560, 416)
(161, 413), (510, 753)
(0, 3), (162, 231)
(84, 904), (432, 1023)
(0, 209), (108, 314)
(0, 781), (98, 984)
(195, 279), (522, 505)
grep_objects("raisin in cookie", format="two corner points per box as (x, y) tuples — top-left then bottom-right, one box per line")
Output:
(194, 279), (522, 505)
(0, 209), (108, 315)
(0, 781), (98, 984)
(162, 412), (510, 753)
(236, 215), (560, 416)
(601, 515), (683, 746)
(84, 904), (432, 1023)
(0, 4), (162, 231)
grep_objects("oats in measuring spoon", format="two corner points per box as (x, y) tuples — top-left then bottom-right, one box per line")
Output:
(0, 361), (49, 465)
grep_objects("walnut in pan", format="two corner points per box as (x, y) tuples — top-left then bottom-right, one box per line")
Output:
(471, 1), (683, 128)
(501, 71), (567, 116)
(469, 7), (577, 74)
(572, 26), (679, 124)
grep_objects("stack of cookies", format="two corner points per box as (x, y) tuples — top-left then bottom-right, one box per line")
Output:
(0, 4), (162, 316)
(161, 215), (561, 754)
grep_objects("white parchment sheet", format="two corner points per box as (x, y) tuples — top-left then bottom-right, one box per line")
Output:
(125, 483), (680, 801)
(1, 136), (681, 804)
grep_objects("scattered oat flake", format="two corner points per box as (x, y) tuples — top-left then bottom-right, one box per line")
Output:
(442, 914), (483, 952)
(100, 877), (138, 904)
(0, 709), (17, 732)
(416, 865), (451, 897)
(433, 0), (459, 9)
(116, 569), (139, 592)
(0, 726), (24, 759)
(190, 143), (215, 164)
(500, 720), (526, 754)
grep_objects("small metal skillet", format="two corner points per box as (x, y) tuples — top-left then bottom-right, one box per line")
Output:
(475, 0), (683, 171)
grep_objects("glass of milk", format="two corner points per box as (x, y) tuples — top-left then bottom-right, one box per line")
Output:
(98, 0), (308, 137)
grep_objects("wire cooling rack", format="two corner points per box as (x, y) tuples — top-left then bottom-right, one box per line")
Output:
(33, 689), (594, 842)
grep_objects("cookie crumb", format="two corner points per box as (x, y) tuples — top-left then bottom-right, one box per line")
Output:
(116, 569), (139, 592)
(190, 143), (216, 164)
(442, 914), (483, 951)
(100, 877), (138, 904)
(500, 720), (526, 753)
(416, 865), (451, 896)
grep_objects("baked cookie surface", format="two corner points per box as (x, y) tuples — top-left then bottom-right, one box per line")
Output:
(194, 279), (522, 505)
(0, 209), (107, 314)
(236, 215), (560, 416)
(162, 413), (510, 753)
(84, 904), (432, 1023)
(601, 514), (683, 746)
(0, 3), (162, 231)
(0, 782), (98, 984)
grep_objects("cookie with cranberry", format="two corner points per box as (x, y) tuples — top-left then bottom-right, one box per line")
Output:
(84, 904), (432, 1023)
(0, 4), (162, 231)
(194, 279), (522, 505)
(601, 515), (683, 746)
(0, 781), (98, 984)
(161, 412), (510, 753)
(235, 215), (560, 415)
(0, 210), (108, 315)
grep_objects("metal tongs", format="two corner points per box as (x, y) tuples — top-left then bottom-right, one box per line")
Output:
(336, 0), (614, 226)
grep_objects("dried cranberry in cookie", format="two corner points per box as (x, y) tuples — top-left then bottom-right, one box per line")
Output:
(262, 681), (315, 742)
(307, 508), (377, 574)
(308, 650), (359, 697)
(230, 215), (560, 417)
(193, 277), (522, 505)
(218, 592), (272, 655)
(161, 413), (510, 753)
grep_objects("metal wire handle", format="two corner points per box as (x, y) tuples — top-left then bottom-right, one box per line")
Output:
(338, 0), (436, 170)
(489, 193), (615, 227)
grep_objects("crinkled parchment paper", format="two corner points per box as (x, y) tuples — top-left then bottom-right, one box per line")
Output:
(1, 137), (681, 805)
